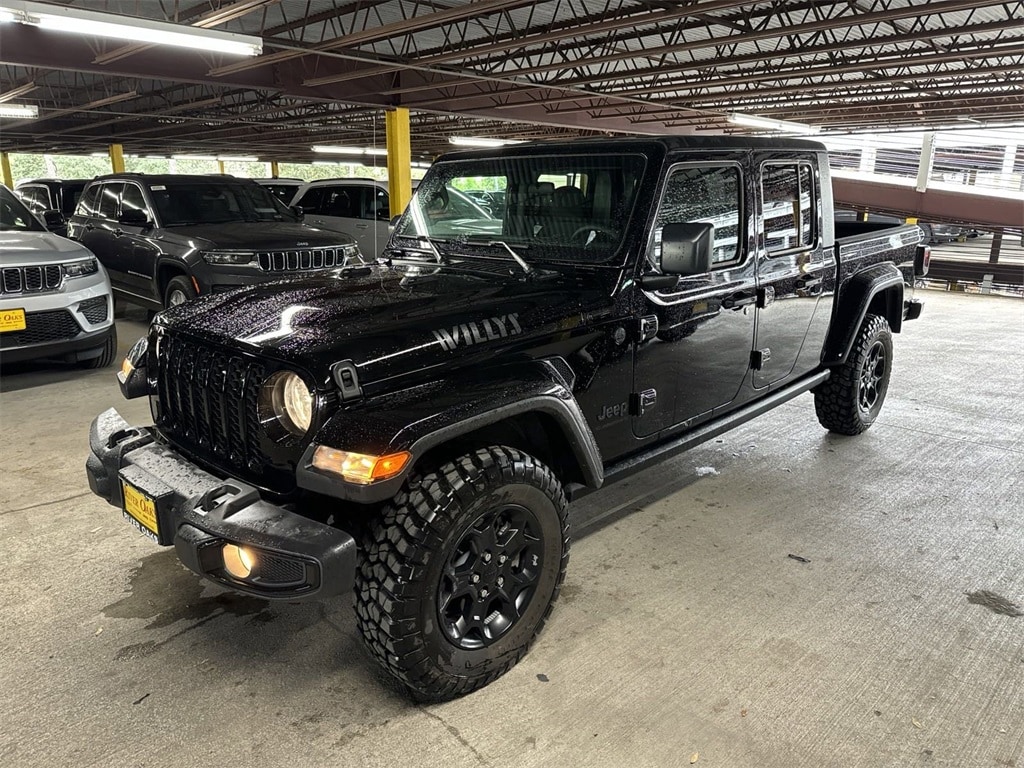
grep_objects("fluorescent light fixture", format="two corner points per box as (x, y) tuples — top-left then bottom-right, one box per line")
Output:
(312, 145), (388, 157)
(0, 102), (38, 118)
(217, 155), (259, 162)
(449, 136), (524, 148)
(727, 112), (820, 135)
(172, 154), (217, 161)
(2, 0), (262, 56)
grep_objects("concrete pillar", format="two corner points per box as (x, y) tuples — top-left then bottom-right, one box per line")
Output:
(270, 160), (280, 179)
(109, 144), (125, 174)
(217, 160), (226, 175)
(989, 229), (1003, 265)
(385, 108), (412, 219)
(859, 145), (876, 174)
(1, 152), (12, 188)
(916, 133), (935, 193)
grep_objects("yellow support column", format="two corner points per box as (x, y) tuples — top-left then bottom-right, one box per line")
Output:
(385, 108), (412, 219)
(109, 144), (125, 174)
(1, 152), (13, 188)
(218, 160), (226, 175)
(270, 160), (280, 179)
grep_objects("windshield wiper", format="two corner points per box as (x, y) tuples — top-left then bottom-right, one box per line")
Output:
(463, 237), (533, 276)
(396, 234), (449, 265)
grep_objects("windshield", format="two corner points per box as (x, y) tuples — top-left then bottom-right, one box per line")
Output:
(150, 180), (299, 226)
(394, 154), (646, 264)
(0, 187), (45, 232)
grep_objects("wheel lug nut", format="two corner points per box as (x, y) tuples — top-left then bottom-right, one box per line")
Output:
(472, 574), (480, 583)
(483, 553), (491, 563)
(497, 577), (504, 587)
(480, 588), (489, 597)
(499, 555), (507, 564)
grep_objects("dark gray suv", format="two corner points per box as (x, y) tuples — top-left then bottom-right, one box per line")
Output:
(66, 174), (363, 309)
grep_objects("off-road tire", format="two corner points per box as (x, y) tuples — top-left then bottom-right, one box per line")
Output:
(164, 275), (196, 308)
(81, 325), (117, 369)
(815, 313), (893, 435)
(355, 446), (570, 701)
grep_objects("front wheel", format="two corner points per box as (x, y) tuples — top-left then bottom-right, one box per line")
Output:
(815, 313), (893, 435)
(164, 275), (196, 308)
(355, 446), (569, 701)
(81, 326), (117, 369)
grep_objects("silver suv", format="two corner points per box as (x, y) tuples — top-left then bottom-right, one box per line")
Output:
(0, 186), (116, 368)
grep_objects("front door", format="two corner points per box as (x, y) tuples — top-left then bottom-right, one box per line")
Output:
(632, 158), (757, 438)
(752, 157), (827, 388)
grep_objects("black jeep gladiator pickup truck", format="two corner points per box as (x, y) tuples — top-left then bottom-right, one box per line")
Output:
(86, 136), (929, 700)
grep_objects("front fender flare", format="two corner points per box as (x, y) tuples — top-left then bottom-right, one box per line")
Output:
(297, 361), (603, 503)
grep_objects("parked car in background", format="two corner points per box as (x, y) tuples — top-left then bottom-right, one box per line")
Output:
(253, 177), (305, 204)
(15, 178), (91, 236)
(835, 209), (978, 245)
(66, 174), (364, 310)
(290, 178), (392, 258)
(1, 185), (116, 368)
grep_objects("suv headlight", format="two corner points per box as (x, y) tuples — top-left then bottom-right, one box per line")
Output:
(259, 371), (314, 438)
(341, 244), (361, 263)
(63, 258), (98, 278)
(202, 251), (256, 266)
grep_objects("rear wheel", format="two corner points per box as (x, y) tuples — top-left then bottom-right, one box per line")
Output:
(355, 446), (569, 701)
(815, 313), (893, 435)
(164, 275), (196, 308)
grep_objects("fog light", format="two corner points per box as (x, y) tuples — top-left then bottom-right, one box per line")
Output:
(120, 357), (134, 378)
(222, 543), (255, 579)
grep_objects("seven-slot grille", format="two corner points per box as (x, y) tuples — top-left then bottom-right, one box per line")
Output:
(1, 265), (63, 295)
(256, 248), (346, 273)
(156, 333), (267, 476)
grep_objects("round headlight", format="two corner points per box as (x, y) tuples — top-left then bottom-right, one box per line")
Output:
(260, 371), (314, 437)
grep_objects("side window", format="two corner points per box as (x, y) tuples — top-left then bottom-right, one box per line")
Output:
(323, 186), (359, 218)
(651, 164), (742, 268)
(76, 184), (101, 217)
(98, 183), (124, 220)
(20, 186), (50, 213)
(761, 162), (816, 253)
(120, 184), (149, 219)
(295, 187), (325, 214)
(359, 186), (389, 220)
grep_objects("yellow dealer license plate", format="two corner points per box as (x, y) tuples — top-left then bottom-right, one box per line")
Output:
(0, 308), (26, 333)
(122, 481), (159, 541)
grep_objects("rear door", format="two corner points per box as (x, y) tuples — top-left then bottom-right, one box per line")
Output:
(85, 182), (126, 288)
(752, 156), (827, 388)
(114, 182), (160, 300)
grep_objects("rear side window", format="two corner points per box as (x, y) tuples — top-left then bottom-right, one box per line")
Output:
(356, 186), (389, 221)
(761, 162), (816, 253)
(19, 186), (51, 213)
(98, 183), (124, 220)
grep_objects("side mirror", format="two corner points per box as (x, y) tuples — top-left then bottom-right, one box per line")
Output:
(43, 210), (65, 231)
(290, 205), (305, 220)
(118, 208), (150, 227)
(660, 222), (714, 275)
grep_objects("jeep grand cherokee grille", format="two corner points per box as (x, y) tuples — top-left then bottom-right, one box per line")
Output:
(1, 265), (63, 295)
(257, 248), (346, 273)
(156, 333), (266, 476)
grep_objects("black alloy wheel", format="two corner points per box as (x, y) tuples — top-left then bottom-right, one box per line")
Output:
(438, 503), (545, 650)
(814, 313), (893, 435)
(355, 445), (569, 701)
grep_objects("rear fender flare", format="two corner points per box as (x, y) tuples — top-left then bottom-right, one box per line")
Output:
(823, 263), (904, 366)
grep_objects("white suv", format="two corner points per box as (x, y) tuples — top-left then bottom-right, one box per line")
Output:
(0, 186), (116, 368)
(290, 178), (391, 258)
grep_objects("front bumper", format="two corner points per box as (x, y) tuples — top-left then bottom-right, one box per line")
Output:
(86, 408), (356, 601)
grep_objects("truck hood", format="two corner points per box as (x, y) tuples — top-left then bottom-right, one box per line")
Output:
(159, 221), (356, 251)
(0, 230), (95, 264)
(156, 266), (616, 388)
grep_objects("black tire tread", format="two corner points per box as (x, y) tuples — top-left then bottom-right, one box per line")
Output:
(354, 445), (569, 701)
(815, 313), (891, 435)
(82, 325), (117, 369)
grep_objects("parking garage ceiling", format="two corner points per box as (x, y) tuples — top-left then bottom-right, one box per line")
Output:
(0, 0), (1022, 161)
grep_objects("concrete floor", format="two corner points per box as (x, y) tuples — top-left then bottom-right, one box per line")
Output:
(1, 290), (1022, 768)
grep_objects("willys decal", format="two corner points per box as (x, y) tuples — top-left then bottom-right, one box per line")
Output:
(433, 313), (522, 351)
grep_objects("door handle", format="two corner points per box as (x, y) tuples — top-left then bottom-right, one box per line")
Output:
(722, 291), (757, 310)
(356, 224), (369, 230)
(114, 228), (125, 237)
(84, 223), (95, 231)
(797, 275), (823, 290)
